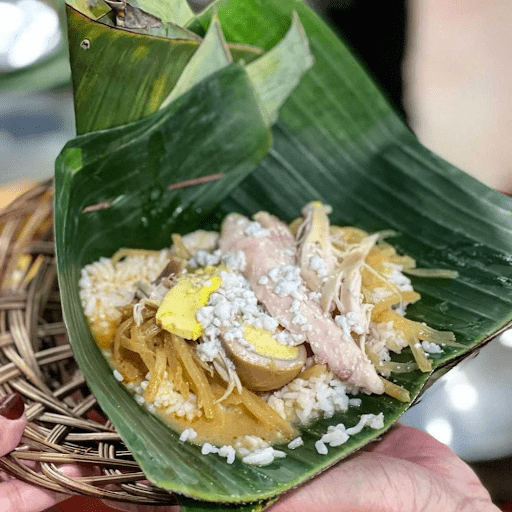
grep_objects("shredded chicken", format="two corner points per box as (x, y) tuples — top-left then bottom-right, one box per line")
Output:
(219, 211), (384, 395)
(296, 202), (336, 292)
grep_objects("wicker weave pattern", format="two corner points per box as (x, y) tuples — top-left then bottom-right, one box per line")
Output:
(0, 181), (177, 505)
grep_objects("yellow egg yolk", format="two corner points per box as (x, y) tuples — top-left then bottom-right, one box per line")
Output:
(243, 325), (299, 360)
(156, 266), (221, 340)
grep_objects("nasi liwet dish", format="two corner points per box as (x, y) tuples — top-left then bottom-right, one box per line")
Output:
(79, 201), (458, 466)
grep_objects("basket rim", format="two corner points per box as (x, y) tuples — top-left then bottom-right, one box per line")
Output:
(0, 180), (177, 504)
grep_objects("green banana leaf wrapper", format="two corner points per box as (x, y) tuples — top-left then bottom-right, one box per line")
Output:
(55, 0), (512, 510)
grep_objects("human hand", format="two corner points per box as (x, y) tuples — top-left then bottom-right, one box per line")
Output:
(0, 392), (178, 512)
(404, 0), (512, 194)
(268, 424), (500, 512)
(0, 393), (85, 512)
(104, 424), (499, 512)
(1, 394), (498, 512)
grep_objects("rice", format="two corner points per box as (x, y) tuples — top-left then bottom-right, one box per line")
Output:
(315, 440), (328, 455)
(288, 437), (303, 449)
(422, 341), (443, 354)
(384, 263), (413, 292)
(369, 321), (408, 353)
(201, 443), (218, 455)
(242, 447), (285, 466)
(180, 428), (198, 442)
(153, 381), (201, 421)
(79, 250), (170, 326)
(113, 369), (124, 382)
(265, 369), (355, 424)
(219, 445), (237, 464)
(315, 413), (385, 454)
(79, 249), (393, 466)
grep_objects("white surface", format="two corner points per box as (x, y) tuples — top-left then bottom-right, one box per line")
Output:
(0, 0), (61, 73)
(401, 330), (512, 462)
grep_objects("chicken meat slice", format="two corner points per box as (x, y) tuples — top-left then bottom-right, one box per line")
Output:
(296, 201), (336, 293)
(219, 212), (384, 394)
(320, 233), (379, 354)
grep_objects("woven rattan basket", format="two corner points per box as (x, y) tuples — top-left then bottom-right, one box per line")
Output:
(0, 180), (177, 505)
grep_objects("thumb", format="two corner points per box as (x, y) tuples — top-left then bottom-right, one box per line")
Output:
(0, 393), (26, 457)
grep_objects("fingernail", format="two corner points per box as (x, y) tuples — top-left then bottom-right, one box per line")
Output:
(0, 393), (25, 420)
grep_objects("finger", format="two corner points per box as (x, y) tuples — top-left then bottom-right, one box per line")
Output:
(364, 423), (453, 459)
(0, 393), (27, 457)
(101, 484), (180, 512)
(267, 449), (498, 512)
(0, 464), (88, 512)
(267, 451), (427, 512)
(101, 501), (180, 512)
(365, 423), (495, 505)
(364, 423), (466, 474)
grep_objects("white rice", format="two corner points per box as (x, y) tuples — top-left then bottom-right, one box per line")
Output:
(179, 428), (198, 442)
(242, 447), (286, 466)
(287, 437), (304, 449)
(369, 321), (408, 353)
(315, 440), (328, 455)
(153, 381), (201, 421)
(219, 445), (236, 464)
(265, 369), (355, 424)
(385, 263), (413, 292)
(80, 250), (390, 467)
(315, 412), (385, 454)
(113, 369), (124, 382)
(422, 341), (443, 354)
(79, 250), (170, 326)
(201, 443), (218, 455)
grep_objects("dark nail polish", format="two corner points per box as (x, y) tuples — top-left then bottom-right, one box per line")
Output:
(0, 393), (25, 420)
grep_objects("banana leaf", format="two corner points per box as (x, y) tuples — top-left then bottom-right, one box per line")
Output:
(55, 0), (512, 509)
(66, 2), (264, 134)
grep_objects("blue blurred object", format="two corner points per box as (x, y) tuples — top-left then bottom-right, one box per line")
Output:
(0, 88), (75, 183)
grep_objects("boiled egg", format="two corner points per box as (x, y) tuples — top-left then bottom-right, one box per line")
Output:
(156, 266), (221, 340)
(223, 325), (307, 392)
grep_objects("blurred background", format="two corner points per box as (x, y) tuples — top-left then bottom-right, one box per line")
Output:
(0, 0), (511, 509)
